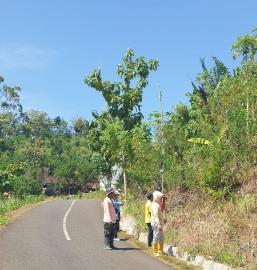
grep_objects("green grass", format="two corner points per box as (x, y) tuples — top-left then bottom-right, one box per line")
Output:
(165, 230), (175, 242)
(185, 246), (244, 268)
(0, 195), (46, 214)
(214, 249), (244, 268)
(55, 191), (106, 200)
(0, 215), (9, 226)
(0, 195), (46, 227)
(77, 191), (105, 200)
(124, 195), (146, 232)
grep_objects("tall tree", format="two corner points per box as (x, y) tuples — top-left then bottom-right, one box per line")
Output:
(0, 76), (23, 152)
(85, 49), (159, 193)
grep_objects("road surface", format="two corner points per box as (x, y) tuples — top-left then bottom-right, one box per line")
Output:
(0, 199), (175, 270)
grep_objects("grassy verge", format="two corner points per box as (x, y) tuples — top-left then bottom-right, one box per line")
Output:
(124, 194), (146, 232)
(55, 191), (106, 201)
(76, 191), (105, 200)
(124, 190), (257, 269)
(118, 230), (201, 270)
(0, 195), (46, 227)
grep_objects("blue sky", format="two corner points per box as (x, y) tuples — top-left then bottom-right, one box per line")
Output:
(0, 0), (256, 121)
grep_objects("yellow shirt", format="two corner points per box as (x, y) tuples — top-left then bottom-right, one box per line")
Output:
(145, 200), (152, 224)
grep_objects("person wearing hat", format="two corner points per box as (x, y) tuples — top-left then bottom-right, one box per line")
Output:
(151, 191), (166, 256)
(117, 188), (125, 202)
(145, 192), (153, 247)
(112, 190), (124, 241)
(103, 187), (117, 250)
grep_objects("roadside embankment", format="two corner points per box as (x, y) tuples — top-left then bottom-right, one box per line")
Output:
(120, 211), (233, 270)
(121, 189), (257, 270)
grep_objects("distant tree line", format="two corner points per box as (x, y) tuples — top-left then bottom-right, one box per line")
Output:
(0, 79), (97, 196)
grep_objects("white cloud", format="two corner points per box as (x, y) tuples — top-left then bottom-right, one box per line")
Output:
(0, 45), (58, 70)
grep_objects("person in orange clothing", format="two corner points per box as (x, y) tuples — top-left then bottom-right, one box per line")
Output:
(145, 192), (153, 247)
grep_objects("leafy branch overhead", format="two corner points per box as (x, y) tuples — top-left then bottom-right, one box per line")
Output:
(232, 28), (257, 63)
(84, 49), (159, 130)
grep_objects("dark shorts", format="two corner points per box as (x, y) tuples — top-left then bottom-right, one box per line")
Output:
(104, 222), (116, 236)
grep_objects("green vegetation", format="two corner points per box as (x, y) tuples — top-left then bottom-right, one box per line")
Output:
(1, 29), (257, 268)
(0, 76), (98, 197)
(214, 250), (243, 268)
(126, 30), (257, 198)
(76, 191), (105, 200)
(124, 193), (146, 231)
(85, 49), (158, 192)
(0, 195), (45, 226)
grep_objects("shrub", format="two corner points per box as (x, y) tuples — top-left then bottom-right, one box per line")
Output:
(10, 176), (42, 197)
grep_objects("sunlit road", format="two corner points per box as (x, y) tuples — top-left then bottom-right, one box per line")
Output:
(0, 199), (175, 270)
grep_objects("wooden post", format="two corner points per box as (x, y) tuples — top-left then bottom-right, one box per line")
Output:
(159, 88), (165, 194)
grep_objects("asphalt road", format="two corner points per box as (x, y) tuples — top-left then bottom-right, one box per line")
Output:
(0, 199), (175, 270)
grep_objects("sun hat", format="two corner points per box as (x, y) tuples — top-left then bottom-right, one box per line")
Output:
(153, 191), (163, 201)
(114, 190), (120, 195)
(106, 187), (115, 196)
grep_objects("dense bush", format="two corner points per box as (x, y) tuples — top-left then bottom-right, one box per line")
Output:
(127, 31), (257, 198)
(10, 176), (42, 197)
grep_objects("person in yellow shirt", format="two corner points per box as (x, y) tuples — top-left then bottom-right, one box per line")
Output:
(145, 192), (153, 247)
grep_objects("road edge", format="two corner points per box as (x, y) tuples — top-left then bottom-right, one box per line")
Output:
(0, 198), (54, 231)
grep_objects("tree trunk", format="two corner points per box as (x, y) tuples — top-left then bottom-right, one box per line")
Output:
(107, 174), (112, 188)
(122, 155), (127, 197)
(123, 170), (127, 197)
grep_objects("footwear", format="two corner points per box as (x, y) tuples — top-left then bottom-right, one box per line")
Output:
(114, 238), (120, 241)
(152, 243), (158, 256)
(158, 242), (165, 255)
(104, 236), (112, 250)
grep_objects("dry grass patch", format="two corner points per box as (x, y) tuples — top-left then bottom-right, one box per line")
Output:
(165, 190), (257, 269)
